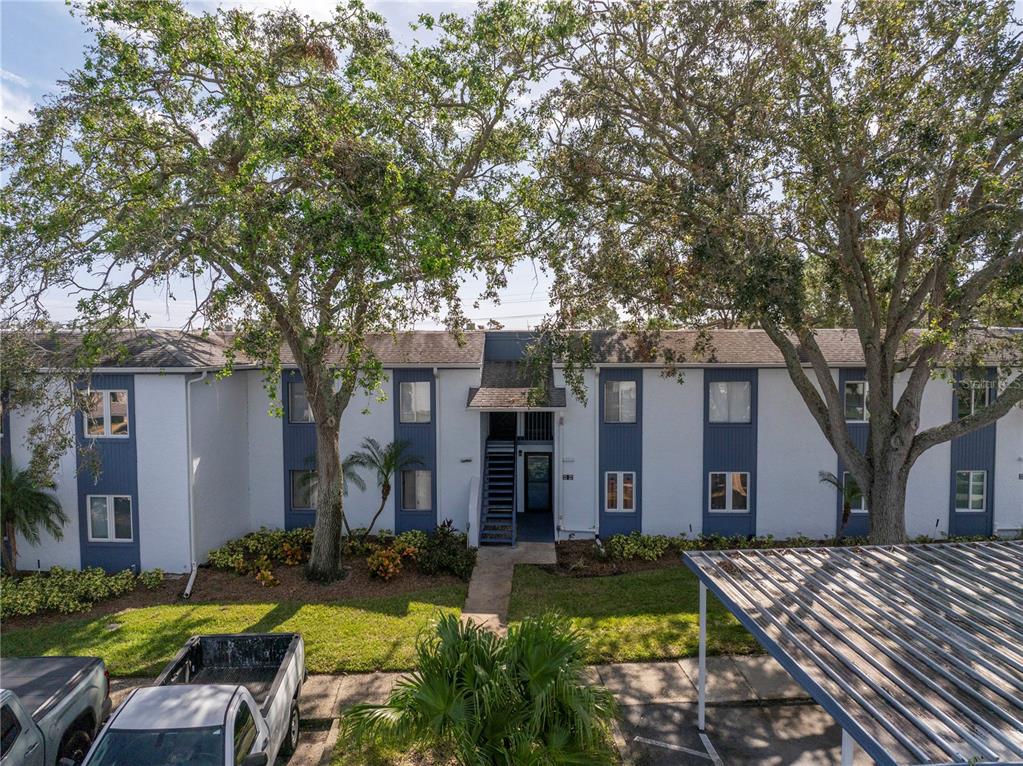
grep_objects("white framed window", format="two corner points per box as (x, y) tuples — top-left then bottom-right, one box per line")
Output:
(604, 471), (636, 512)
(87, 495), (133, 541)
(84, 390), (129, 437)
(844, 381), (868, 422)
(956, 381), (990, 419)
(709, 472), (750, 513)
(842, 472), (867, 514)
(401, 469), (432, 510)
(288, 381), (313, 423)
(708, 381), (751, 423)
(399, 382), (431, 423)
(291, 470), (318, 509)
(955, 470), (987, 512)
(604, 380), (637, 423)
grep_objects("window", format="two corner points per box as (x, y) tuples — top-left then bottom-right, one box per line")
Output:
(708, 381), (751, 423)
(955, 470), (987, 512)
(291, 470), (318, 510)
(604, 380), (637, 423)
(1, 705), (21, 758)
(605, 471), (636, 512)
(88, 495), (133, 541)
(708, 472), (750, 512)
(85, 389), (129, 437)
(288, 381), (313, 423)
(399, 381), (431, 423)
(401, 470), (431, 510)
(956, 381), (990, 419)
(844, 381), (868, 422)
(842, 472), (867, 514)
(233, 702), (257, 765)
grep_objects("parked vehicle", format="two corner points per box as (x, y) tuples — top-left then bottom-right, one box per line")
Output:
(80, 633), (305, 766)
(0, 656), (112, 766)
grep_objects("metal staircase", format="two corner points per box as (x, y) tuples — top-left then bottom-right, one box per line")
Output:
(479, 439), (516, 545)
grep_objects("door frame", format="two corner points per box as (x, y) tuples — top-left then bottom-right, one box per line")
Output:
(523, 451), (553, 514)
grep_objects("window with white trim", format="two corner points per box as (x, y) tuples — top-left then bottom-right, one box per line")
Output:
(291, 470), (318, 509)
(85, 390), (129, 437)
(708, 472), (749, 512)
(708, 381), (751, 423)
(604, 381), (637, 423)
(842, 472), (867, 514)
(955, 470), (986, 512)
(956, 381), (990, 419)
(844, 381), (868, 422)
(401, 470), (432, 510)
(399, 382), (431, 423)
(87, 495), (133, 541)
(604, 471), (636, 512)
(288, 381), (314, 423)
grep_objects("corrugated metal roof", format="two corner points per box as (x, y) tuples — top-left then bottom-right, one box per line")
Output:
(467, 360), (566, 409)
(683, 541), (1023, 766)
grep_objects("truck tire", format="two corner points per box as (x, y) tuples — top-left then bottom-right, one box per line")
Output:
(280, 704), (300, 756)
(59, 727), (93, 765)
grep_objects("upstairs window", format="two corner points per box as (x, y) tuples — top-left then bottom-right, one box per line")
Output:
(604, 380), (637, 423)
(399, 382), (431, 423)
(955, 470), (986, 512)
(842, 472), (867, 514)
(88, 495), (133, 541)
(709, 472), (749, 513)
(708, 381), (751, 423)
(956, 381), (990, 419)
(401, 470), (432, 510)
(844, 381), (868, 422)
(605, 471), (636, 512)
(291, 470), (318, 510)
(85, 390), (129, 437)
(288, 381), (314, 423)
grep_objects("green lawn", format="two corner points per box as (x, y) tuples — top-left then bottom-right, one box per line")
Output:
(507, 565), (758, 664)
(1, 585), (465, 677)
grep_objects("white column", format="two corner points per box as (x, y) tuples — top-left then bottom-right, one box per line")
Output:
(841, 729), (856, 766)
(698, 581), (707, 731)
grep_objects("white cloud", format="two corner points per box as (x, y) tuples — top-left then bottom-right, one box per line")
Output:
(1, 82), (36, 129)
(1, 69), (30, 87)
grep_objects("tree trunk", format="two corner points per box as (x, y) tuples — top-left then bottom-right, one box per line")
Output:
(307, 421), (346, 581)
(867, 459), (909, 545)
(2, 521), (17, 575)
(360, 489), (391, 543)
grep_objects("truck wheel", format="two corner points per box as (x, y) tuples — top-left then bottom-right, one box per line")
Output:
(59, 728), (93, 765)
(280, 704), (300, 756)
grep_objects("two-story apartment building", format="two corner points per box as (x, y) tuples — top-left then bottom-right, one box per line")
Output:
(4, 328), (1021, 573)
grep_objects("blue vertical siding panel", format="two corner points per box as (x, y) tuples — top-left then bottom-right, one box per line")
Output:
(393, 369), (437, 533)
(483, 332), (536, 361)
(837, 368), (870, 538)
(702, 369), (758, 537)
(282, 370), (317, 530)
(598, 369), (642, 536)
(949, 370), (997, 536)
(76, 374), (140, 572)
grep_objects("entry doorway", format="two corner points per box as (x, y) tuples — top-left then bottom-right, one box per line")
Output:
(520, 452), (554, 541)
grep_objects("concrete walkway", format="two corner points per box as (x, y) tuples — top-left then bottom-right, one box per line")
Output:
(461, 542), (556, 632)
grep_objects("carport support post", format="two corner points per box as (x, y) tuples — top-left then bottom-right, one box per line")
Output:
(698, 581), (707, 731)
(841, 729), (856, 766)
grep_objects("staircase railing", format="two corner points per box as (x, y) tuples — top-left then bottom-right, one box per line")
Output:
(511, 437), (518, 545)
(468, 475), (480, 548)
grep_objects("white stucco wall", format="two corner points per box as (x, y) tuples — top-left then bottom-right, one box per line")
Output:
(555, 368), (598, 539)
(191, 373), (251, 561)
(756, 369), (838, 539)
(135, 374), (191, 572)
(994, 397), (1023, 536)
(642, 369), (704, 537)
(435, 368), (482, 532)
(246, 372), (285, 530)
(336, 375), (394, 531)
(901, 375), (953, 537)
(10, 406), (81, 570)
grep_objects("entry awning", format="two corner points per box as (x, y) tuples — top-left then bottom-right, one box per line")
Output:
(467, 360), (566, 410)
(683, 541), (1023, 766)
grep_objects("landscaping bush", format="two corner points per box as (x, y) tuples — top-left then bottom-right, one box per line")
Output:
(1, 566), (138, 619)
(416, 520), (476, 581)
(606, 532), (671, 561)
(366, 545), (404, 581)
(206, 527), (314, 575)
(138, 569), (164, 590)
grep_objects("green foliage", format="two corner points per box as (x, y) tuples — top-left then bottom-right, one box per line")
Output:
(138, 569), (164, 590)
(206, 527), (313, 579)
(344, 613), (617, 765)
(395, 529), (428, 552)
(415, 520), (476, 582)
(1, 461), (69, 574)
(366, 546), (404, 582)
(346, 439), (424, 539)
(1, 567), (137, 619)
(605, 532), (671, 561)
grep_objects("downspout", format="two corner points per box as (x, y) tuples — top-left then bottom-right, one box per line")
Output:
(433, 367), (442, 526)
(592, 366), (601, 539)
(182, 371), (209, 598)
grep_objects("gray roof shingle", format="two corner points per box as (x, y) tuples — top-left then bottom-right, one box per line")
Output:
(467, 360), (567, 409)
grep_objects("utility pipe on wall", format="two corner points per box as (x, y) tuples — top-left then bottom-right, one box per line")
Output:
(182, 370), (209, 598)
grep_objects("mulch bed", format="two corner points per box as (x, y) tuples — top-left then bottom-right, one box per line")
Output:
(546, 540), (684, 577)
(3, 558), (463, 630)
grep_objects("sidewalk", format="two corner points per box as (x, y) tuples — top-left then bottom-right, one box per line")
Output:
(460, 542), (556, 633)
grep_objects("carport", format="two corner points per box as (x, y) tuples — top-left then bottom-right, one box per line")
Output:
(683, 541), (1023, 765)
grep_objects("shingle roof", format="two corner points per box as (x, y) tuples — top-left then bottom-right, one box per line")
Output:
(277, 331), (484, 367)
(467, 360), (567, 409)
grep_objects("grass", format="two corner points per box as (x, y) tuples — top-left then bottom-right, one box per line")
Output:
(0, 585), (466, 677)
(507, 565), (758, 664)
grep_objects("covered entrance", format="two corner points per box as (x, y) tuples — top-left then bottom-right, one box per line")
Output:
(520, 452), (554, 542)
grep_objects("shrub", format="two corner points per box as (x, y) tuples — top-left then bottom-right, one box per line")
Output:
(366, 545), (404, 581)
(416, 520), (476, 581)
(606, 532), (671, 561)
(395, 529), (428, 552)
(138, 569), (164, 590)
(1, 566), (138, 619)
(206, 527), (314, 578)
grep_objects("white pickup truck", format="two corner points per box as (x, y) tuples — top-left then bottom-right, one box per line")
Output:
(79, 633), (305, 766)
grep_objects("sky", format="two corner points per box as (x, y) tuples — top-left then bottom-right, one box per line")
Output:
(0, 0), (554, 330)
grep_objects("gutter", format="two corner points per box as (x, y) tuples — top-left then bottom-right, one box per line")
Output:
(182, 371), (209, 598)
(433, 367), (442, 523)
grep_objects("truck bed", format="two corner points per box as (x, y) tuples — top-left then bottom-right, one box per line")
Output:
(0, 656), (103, 722)
(154, 633), (301, 712)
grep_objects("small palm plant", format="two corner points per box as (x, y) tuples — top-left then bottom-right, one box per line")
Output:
(345, 438), (422, 541)
(1, 462), (69, 575)
(819, 470), (861, 537)
(344, 613), (617, 765)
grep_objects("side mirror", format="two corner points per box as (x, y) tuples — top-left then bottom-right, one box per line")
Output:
(241, 754), (268, 766)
